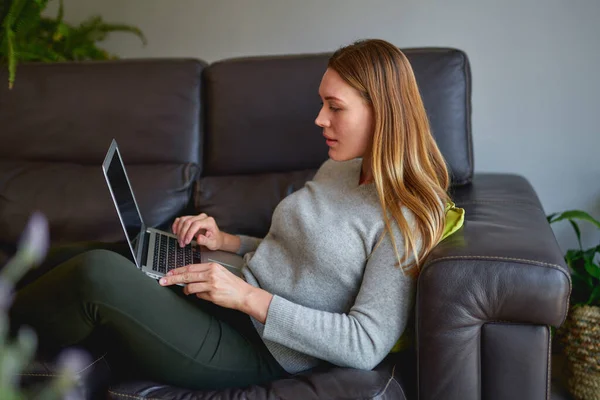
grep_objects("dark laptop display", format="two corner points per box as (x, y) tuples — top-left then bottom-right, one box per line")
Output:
(105, 151), (143, 246)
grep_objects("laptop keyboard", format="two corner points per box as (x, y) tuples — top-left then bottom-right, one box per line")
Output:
(152, 234), (200, 274)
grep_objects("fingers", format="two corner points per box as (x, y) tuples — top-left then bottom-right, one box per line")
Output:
(160, 270), (206, 286)
(173, 214), (216, 247)
(172, 213), (208, 235)
(183, 219), (212, 245)
(159, 263), (218, 286)
(164, 262), (210, 277)
(183, 282), (211, 296)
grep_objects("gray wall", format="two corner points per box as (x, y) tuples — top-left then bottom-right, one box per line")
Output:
(47, 0), (600, 251)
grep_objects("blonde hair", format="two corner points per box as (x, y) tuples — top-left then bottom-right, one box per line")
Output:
(329, 39), (450, 276)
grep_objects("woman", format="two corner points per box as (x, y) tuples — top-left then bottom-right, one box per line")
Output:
(11, 39), (463, 390)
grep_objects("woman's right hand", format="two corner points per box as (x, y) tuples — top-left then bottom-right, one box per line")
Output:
(172, 213), (223, 250)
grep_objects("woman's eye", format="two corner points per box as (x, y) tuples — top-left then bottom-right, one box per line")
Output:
(319, 101), (340, 112)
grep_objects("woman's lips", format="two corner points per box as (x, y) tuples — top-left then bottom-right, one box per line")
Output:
(325, 137), (338, 146)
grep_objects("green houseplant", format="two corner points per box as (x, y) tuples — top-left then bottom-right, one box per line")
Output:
(1, 212), (89, 399)
(548, 210), (600, 400)
(0, 0), (146, 88)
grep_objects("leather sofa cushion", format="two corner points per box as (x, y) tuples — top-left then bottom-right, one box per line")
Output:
(202, 48), (473, 185)
(107, 354), (414, 400)
(19, 352), (111, 399)
(194, 169), (316, 238)
(0, 59), (206, 166)
(0, 161), (197, 245)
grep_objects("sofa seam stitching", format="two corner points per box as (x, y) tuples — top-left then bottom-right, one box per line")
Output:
(107, 390), (162, 400)
(455, 199), (542, 207)
(427, 255), (565, 271)
(17, 353), (107, 377)
(375, 363), (396, 398)
(75, 352), (107, 375)
(390, 370), (406, 400)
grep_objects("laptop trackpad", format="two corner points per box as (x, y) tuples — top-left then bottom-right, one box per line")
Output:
(201, 250), (245, 277)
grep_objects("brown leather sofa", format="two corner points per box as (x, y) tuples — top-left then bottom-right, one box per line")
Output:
(0, 48), (571, 399)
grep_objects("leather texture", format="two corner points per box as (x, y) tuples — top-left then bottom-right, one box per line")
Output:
(107, 355), (412, 400)
(0, 59), (206, 247)
(481, 324), (550, 400)
(0, 161), (197, 245)
(194, 169), (317, 237)
(1, 48), (571, 400)
(417, 173), (571, 400)
(202, 48), (473, 185)
(0, 59), (206, 165)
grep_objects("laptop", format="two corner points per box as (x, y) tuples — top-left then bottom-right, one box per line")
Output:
(102, 139), (245, 283)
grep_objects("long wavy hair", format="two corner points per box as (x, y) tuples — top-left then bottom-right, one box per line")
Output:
(329, 39), (450, 276)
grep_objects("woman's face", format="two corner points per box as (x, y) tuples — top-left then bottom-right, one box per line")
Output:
(315, 68), (374, 161)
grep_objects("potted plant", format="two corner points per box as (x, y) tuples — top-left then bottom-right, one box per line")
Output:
(548, 210), (600, 400)
(0, 0), (146, 88)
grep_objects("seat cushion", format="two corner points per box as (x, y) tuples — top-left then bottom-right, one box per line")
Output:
(19, 352), (111, 400)
(107, 354), (414, 400)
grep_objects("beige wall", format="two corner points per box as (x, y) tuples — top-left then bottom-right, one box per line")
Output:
(46, 0), (600, 250)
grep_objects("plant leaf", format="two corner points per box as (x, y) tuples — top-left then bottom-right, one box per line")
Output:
(584, 257), (600, 279)
(568, 220), (583, 250)
(56, 0), (64, 24)
(1, 0), (146, 87)
(566, 249), (585, 274)
(6, 28), (16, 89)
(548, 210), (600, 230)
(588, 285), (600, 306)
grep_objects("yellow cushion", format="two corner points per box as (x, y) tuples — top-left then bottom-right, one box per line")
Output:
(389, 201), (465, 353)
(442, 201), (465, 241)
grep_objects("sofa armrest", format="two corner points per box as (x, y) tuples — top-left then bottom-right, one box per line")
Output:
(416, 173), (571, 400)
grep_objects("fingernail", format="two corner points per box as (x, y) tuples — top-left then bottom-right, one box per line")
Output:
(160, 278), (167, 285)
(166, 271), (173, 276)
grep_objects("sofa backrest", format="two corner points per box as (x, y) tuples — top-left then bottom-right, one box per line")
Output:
(201, 48), (473, 182)
(195, 48), (474, 237)
(0, 48), (474, 247)
(0, 59), (205, 245)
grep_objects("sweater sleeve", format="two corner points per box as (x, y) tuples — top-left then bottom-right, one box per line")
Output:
(261, 230), (417, 370)
(236, 235), (263, 256)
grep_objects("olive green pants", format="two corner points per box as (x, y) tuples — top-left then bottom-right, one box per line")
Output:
(10, 245), (287, 390)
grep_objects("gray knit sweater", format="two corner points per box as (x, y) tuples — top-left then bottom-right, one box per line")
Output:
(238, 158), (418, 374)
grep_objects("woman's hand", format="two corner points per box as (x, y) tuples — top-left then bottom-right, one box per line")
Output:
(172, 213), (223, 250)
(159, 262), (273, 323)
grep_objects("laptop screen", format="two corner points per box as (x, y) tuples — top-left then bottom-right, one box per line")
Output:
(105, 146), (144, 251)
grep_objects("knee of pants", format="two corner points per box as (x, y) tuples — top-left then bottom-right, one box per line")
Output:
(63, 249), (140, 297)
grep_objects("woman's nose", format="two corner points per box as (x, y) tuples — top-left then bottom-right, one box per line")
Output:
(315, 108), (329, 128)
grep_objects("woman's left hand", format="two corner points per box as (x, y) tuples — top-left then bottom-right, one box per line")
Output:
(159, 262), (250, 310)
(159, 263), (274, 323)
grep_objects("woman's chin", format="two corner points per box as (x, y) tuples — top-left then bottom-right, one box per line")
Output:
(328, 149), (342, 161)
(328, 149), (356, 162)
